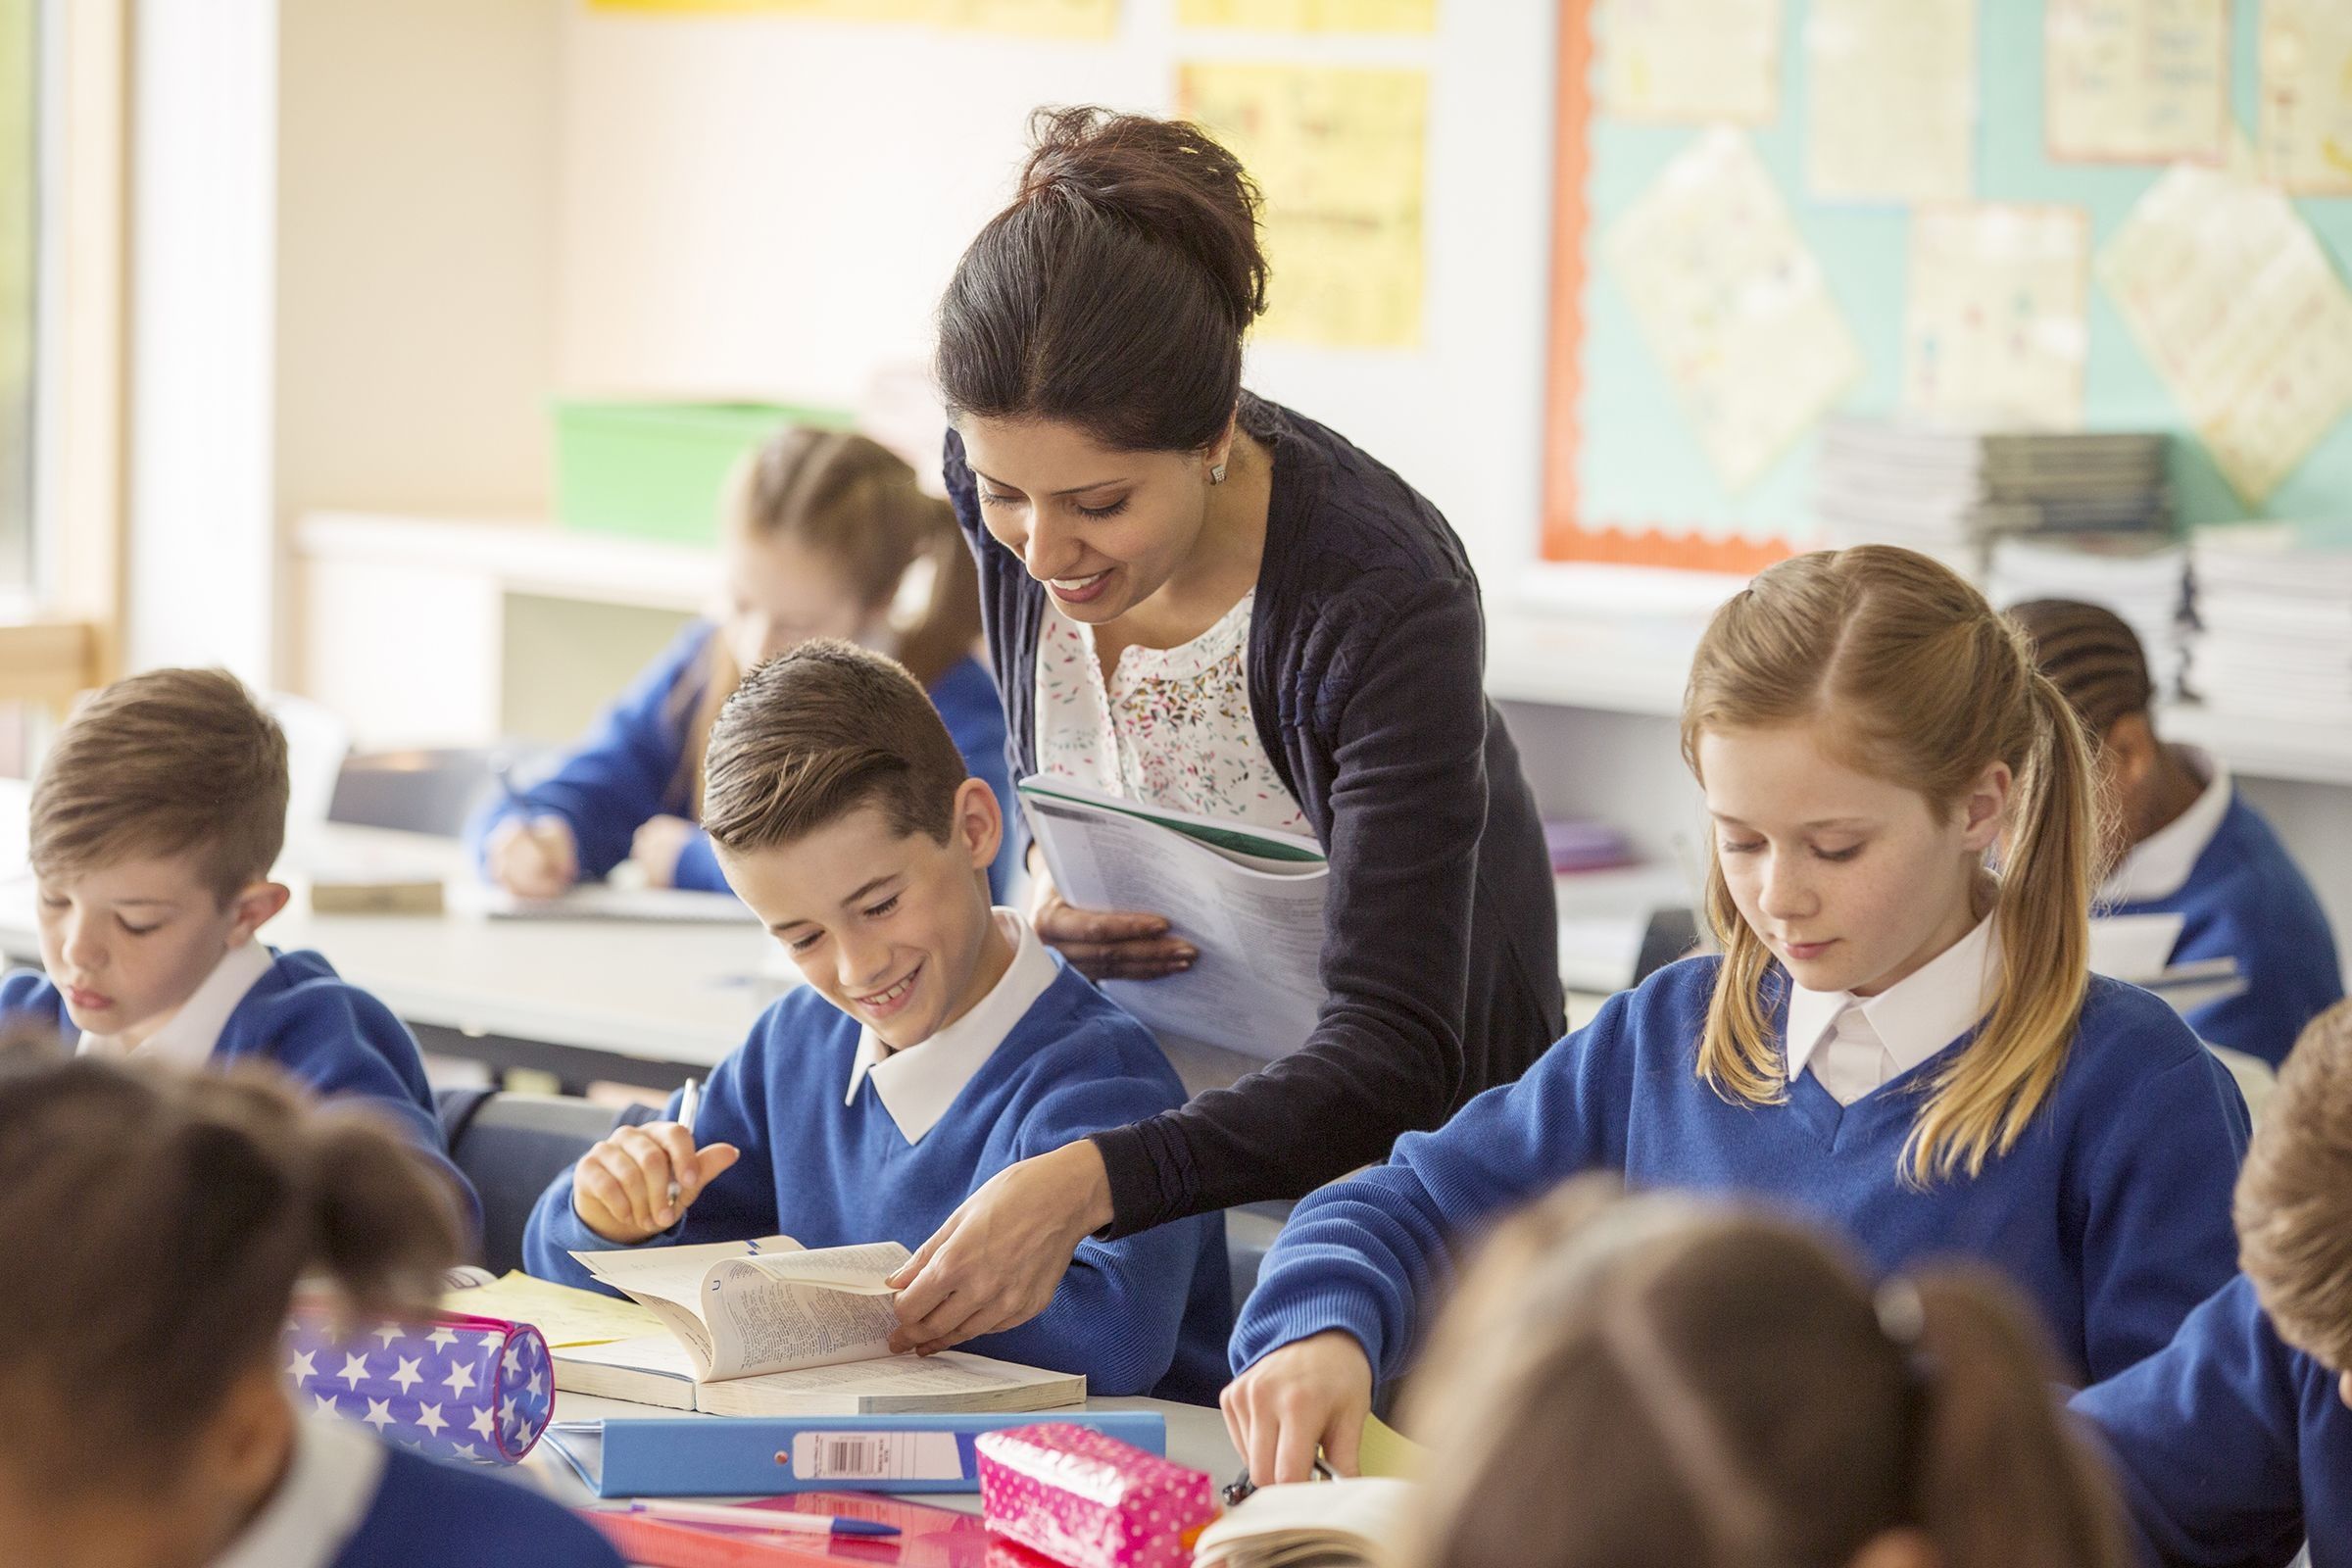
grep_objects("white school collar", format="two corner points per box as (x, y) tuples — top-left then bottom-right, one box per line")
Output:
(76, 938), (272, 1065)
(1784, 912), (2002, 1085)
(845, 907), (1059, 1145)
(211, 1405), (386, 1568)
(2100, 747), (2232, 906)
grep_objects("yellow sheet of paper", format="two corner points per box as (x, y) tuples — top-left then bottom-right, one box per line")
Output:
(2045, 0), (2228, 165)
(2098, 137), (2352, 503)
(1806, 0), (1977, 203)
(586, 0), (1117, 36)
(1357, 1413), (1428, 1478)
(1903, 204), (2089, 429)
(1594, 0), (1781, 125)
(2259, 0), (2352, 195)
(1179, 0), (1434, 30)
(1178, 62), (1428, 349)
(1604, 128), (1862, 491)
(441, 1270), (667, 1348)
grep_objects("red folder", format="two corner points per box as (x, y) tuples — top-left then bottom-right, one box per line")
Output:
(579, 1491), (1054, 1568)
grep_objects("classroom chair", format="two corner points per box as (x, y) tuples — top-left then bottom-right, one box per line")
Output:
(435, 1087), (661, 1274)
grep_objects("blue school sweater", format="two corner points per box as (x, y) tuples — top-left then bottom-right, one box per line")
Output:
(0, 951), (480, 1236)
(2108, 789), (2344, 1070)
(2072, 1273), (2352, 1568)
(466, 620), (1017, 901)
(1233, 957), (2248, 1389)
(522, 965), (1231, 1404)
(335, 1445), (622, 1568)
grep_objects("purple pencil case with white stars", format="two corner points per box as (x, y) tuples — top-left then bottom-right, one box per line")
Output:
(281, 1306), (554, 1465)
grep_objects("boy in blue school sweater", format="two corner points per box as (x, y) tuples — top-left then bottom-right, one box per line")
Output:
(521, 639), (1228, 1403)
(2014, 599), (2343, 1068)
(2073, 999), (2352, 1568)
(0, 668), (476, 1232)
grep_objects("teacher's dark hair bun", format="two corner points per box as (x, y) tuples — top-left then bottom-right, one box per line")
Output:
(936, 106), (1268, 454)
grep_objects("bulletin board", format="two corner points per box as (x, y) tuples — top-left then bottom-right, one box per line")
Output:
(1542, 0), (2352, 570)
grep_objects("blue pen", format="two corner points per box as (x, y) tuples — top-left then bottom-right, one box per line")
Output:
(622, 1500), (901, 1538)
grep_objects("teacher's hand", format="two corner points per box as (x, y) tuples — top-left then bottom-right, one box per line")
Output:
(884, 1141), (1115, 1354)
(1028, 858), (1197, 982)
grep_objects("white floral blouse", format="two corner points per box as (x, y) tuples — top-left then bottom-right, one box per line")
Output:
(1033, 589), (1310, 836)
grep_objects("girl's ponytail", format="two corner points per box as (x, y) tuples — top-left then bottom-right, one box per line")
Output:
(1904, 1266), (2132, 1568)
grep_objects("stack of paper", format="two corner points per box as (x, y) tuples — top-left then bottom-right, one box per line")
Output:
(2187, 522), (2352, 726)
(1815, 417), (2170, 582)
(1987, 532), (2190, 697)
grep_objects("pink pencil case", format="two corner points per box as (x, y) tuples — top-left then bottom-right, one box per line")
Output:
(975, 1423), (1216, 1568)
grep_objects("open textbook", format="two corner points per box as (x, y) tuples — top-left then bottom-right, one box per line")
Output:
(2088, 911), (2245, 1015)
(1017, 775), (1328, 1061)
(1191, 1478), (1418, 1568)
(552, 1237), (1084, 1416)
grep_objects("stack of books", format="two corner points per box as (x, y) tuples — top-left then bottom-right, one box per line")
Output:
(1987, 531), (2190, 698)
(1814, 417), (2170, 582)
(2187, 521), (2352, 725)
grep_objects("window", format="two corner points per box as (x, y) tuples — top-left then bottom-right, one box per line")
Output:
(0, 0), (31, 597)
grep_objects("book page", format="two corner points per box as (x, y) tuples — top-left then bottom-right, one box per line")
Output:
(738, 1241), (911, 1295)
(702, 1258), (901, 1381)
(570, 1236), (803, 1377)
(438, 1270), (667, 1348)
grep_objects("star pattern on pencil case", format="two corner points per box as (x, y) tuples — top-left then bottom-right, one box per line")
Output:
(279, 1313), (554, 1466)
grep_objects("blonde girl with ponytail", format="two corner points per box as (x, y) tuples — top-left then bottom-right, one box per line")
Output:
(1393, 1178), (2134, 1568)
(0, 1054), (623, 1568)
(1225, 545), (2248, 1489)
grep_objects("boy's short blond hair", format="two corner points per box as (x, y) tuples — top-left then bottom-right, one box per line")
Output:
(2236, 1001), (2352, 1370)
(701, 640), (969, 857)
(28, 668), (289, 905)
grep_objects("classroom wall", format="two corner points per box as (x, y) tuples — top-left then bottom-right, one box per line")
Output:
(553, 0), (1558, 584)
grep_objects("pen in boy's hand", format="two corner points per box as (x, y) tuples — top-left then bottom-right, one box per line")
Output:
(666, 1076), (703, 1210)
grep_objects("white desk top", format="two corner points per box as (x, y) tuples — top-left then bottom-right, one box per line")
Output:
(0, 780), (780, 1071)
(521, 1391), (1239, 1516)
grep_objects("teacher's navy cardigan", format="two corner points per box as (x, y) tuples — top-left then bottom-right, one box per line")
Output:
(946, 392), (1564, 1237)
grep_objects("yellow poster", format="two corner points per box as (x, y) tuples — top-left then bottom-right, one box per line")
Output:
(1806, 0), (1977, 203)
(1179, 62), (1428, 350)
(1178, 0), (1434, 31)
(1595, 0), (1781, 125)
(2099, 142), (2352, 503)
(2045, 0), (2228, 165)
(2259, 0), (2352, 194)
(587, 0), (1119, 38)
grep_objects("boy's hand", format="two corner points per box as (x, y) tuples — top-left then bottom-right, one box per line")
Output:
(1220, 1330), (1375, 1488)
(630, 815), (697, 889)
(570, 1121), (741, 1244)
(1026, 861), (1196, 982)
(487, 815), (579, 899)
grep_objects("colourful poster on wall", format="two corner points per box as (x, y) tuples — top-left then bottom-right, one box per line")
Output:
(2259, 0), (2352, 194)
(1805, 0), (1976, 202)
(1178, 62), (1428, 349)
(1904, 205), (2090, 429)
(586, 0), (1119, 36)
(2099, 144), (2352, 503)
(1604, 129), (1861, 491)
(1593, 0), (1781, 125)
(1177, 0), (1434, 31)
(2044, 0), (2229, 165)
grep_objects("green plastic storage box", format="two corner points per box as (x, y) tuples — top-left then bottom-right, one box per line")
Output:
(552, 400), (854, 547)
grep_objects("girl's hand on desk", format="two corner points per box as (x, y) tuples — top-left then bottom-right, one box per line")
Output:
(487, 814), (580, 900)
(571, 1121), (741, 1244)
(1221, 1331), (1374, 1488)
(1027, 860), (1197, 982)
(883, 1140), (1113, 1354)
(631, 815), (697, 889)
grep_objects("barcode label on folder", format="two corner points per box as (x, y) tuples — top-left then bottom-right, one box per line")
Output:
(788, 1432), (966, 1482)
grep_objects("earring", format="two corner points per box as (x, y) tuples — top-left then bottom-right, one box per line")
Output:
(1208, 462), (1228, 485)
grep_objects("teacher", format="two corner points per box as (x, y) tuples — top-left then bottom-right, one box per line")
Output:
(885, 106), (1563, 1353)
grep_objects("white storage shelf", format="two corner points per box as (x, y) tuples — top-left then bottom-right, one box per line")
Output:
(1485, 604), (2352, 792)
